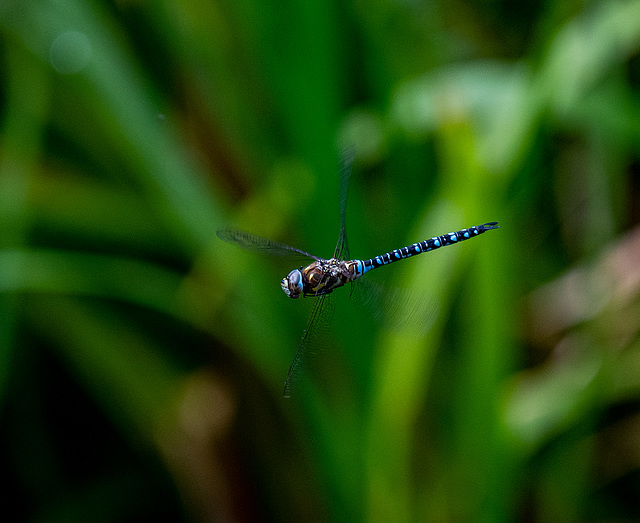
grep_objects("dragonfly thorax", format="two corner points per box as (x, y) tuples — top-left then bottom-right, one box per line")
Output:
(281, 258), (362, 299)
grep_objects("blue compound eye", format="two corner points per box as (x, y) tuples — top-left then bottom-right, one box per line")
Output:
(281, 269), (303, 299)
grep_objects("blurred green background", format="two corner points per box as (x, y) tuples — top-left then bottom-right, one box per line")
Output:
(2, 0), (640, 521)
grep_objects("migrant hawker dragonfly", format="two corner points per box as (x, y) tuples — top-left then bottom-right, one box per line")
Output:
(217, 152), (499, 397)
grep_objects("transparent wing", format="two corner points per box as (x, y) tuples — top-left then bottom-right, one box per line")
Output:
(351, 276), (438, 338)
(333, 147), (355, 261)
(216, 228), (321, 261)
(283, 293), (336, 398)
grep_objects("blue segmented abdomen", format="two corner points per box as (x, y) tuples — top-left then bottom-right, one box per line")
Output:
(356, 222), (499, 275)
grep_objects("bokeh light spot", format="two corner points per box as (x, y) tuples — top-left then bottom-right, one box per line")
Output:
(49, 31), (92, 74)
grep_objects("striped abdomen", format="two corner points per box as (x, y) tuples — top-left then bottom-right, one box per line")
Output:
(352, 222), (499, 277)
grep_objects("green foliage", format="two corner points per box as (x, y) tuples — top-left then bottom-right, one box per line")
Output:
(2, 0), (640, 521)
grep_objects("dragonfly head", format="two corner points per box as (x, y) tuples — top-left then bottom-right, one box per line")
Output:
(281, 268), (303, 299)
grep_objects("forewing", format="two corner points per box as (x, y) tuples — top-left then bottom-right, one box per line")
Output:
(283, 294), (335, 398)
(216, 228), (321, 261)
(333, 147), (355, 261)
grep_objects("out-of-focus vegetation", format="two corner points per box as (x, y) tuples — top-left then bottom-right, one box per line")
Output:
(2, 0), (640, 521)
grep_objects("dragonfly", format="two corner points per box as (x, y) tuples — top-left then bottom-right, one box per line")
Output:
(218, 152), (499, 397)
